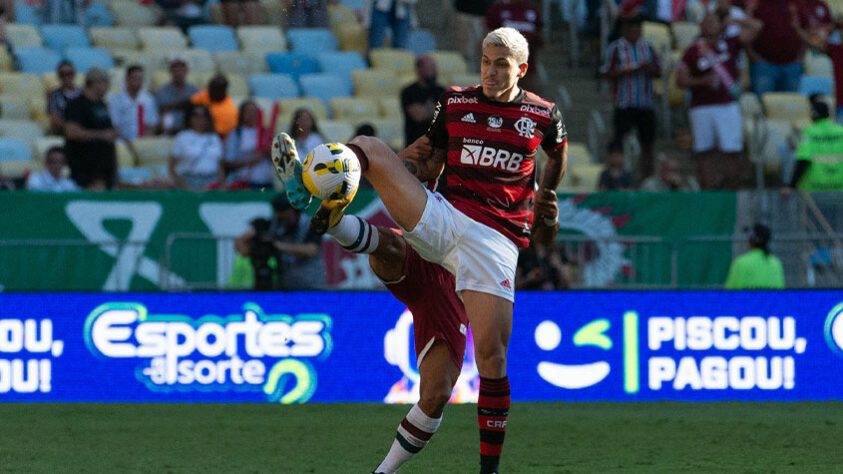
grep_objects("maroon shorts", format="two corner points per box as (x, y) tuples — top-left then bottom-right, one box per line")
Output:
(384, 244), (468, 370)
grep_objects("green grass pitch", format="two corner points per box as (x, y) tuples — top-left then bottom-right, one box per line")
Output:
(1, 402), (841, 473)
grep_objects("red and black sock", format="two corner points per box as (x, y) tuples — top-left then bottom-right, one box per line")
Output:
(478, 376), (510, 474)
(346, 143), (370, 172)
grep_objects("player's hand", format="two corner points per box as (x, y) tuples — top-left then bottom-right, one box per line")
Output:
(398, 135), (432, 161)
(532, 189), (559, 245)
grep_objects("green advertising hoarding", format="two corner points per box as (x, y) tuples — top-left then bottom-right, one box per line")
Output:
(0, 190), (737, 291)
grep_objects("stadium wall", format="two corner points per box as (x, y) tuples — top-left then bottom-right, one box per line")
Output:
(1, 291), (842, 403)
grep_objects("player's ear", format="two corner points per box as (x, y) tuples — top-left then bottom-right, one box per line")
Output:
(518, 62), (528, 78)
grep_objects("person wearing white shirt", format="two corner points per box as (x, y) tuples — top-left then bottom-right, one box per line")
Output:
(26, 147), (80, 192)
(169, 104), (224, 190)
(107, 64), (159, 140)
(222, 100), (274, 189)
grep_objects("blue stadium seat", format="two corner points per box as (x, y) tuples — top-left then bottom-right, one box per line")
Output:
(299, 73), (352, 106)
(0, 138), (32, 161)
(41, 25), (91, 52)
(86, 1), (116, 27)
(287, 28), (337, 54)
(188, 25), (239, 53)
(119, 167), (154, 184)
(266, 52), (320, 81)
(14, 47), (62, 75)
(340, 0), (366, 8)
(315, 51), (365, 83)
(798, 75), (833, 97)
(408, 29), (436, 56)
(65, 47), (115, 73)
(248, 73), (300, 100)
(14, 1), (41, 26)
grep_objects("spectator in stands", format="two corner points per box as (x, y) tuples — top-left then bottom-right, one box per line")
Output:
(640, 154), (700, 191)
(108, 65), (159, 140)
(793, 14), (843, 122)
(749, 0), (804, 96)
(799, 0), (834, 38)
(600, 6), (661, 179)
(25, 147), (79, 192)
(155, 58), (200, 136)
(191, 75), (238, 138)
(41, 0), (86, 24)
(234, 194), (324, 291)
(784, 95), (843, 191)
(367, 0), (415, 49)
(169, 104), (224, 190)
(485, 0), (542, 92)
(221, 0), (259, 27)
(725, 224), (785, 289)
(677, 13), (761, 189)
(711, 0), (747, 38)
(401, 54), (445, 146)
(64, 67), (121, 190)
(454, 0), (493, 71)
(354, 123), (377, 137)
(47, 61), (82, 135)
(598, 142), (634, 190)
(516, 241), (572, 290)
(286, 0), (328, 28)
(288, 108), (324, 156)
(222, 101), (274, 190)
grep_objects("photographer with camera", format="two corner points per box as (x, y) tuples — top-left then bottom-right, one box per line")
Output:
(234, 194), (324, 291)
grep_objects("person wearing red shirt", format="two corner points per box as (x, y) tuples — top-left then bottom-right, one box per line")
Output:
(749, 0), (805, 96)
(677, 13), (761, 189)
(485, 0), (543, 91)
(793, 13), (843, 121)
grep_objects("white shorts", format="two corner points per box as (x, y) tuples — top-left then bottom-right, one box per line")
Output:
(689, 102), (743, 153)
(402, 189), (519, 303)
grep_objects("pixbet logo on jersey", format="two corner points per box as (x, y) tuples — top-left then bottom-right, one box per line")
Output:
(84, 302), (332, 403)
(460, 144), (524, 171)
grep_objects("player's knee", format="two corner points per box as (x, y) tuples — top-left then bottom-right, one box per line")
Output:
(420, 385), (452, 413)
(474, 351), (507, 376)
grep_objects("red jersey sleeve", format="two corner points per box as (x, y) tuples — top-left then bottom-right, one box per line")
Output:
(541, 104), (568, 151)
(426, 91), (449, 149)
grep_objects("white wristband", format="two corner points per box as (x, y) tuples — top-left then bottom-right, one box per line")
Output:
(543, 216), (558, 226)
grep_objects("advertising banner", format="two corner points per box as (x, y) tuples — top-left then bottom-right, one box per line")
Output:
(1, 291), (841, 403)
(0, 191), (737, 291)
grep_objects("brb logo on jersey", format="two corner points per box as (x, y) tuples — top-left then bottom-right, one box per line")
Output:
(461, 139), (524, 171)
(84, 302), (332, 403)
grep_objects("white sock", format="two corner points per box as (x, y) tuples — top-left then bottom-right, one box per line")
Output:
(375, 404), (442, 473)
(327, 215), (379, 254)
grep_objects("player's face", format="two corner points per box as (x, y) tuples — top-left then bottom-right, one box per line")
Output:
(480, 45), (527, 101)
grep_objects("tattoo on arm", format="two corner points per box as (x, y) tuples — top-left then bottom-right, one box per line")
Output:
(402, 159), (421, 180)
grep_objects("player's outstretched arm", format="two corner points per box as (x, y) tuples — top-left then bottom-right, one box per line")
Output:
(398, 135), (446, 183)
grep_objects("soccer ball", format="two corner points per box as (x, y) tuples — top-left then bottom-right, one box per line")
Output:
(301, 143), (361, 201)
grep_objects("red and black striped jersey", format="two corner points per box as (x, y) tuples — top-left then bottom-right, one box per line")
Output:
(426, 85), (567, 248)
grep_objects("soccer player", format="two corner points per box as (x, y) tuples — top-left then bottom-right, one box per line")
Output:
(277, 26), (566, 473)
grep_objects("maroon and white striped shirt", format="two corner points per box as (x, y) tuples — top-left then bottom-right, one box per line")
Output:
(600, 37), (660, 109)
(427, 86), (567, 248)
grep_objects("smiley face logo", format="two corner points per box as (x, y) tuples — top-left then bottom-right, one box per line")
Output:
(535, 319), (613, 389)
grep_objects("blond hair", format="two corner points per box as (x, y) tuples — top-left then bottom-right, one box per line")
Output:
(482, 27), (530, 65)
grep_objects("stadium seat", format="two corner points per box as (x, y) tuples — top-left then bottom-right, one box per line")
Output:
(286, 28), (337, 54)
(14, 47), (62, 75)
(431, 51), (468, 78)
(0, 49), (12, 73)
(300, 73), (352, 105)
(798, 75), (833, 97)
(407, 29), (437, 56)
(237, 26), (287, 52)
(41, 25), (90, 52)
(750, 118), (796, 174)
(119, 166), (154, 184)
(258, 1), (286, 28)
(329, 97), (379, 121)
(133, 136), (175, 167)
(565, 142), (593, 166)
(671, 22), (699, 51)
(0, 73), (46, 108)
(109, 1), (159, 26)
(248, 73), (299, 100)
(226, 73), (250, 98)
(189, 25), (239, 53)
(448, 73), (481, 88)
(177, 49), (217, 73)
(316, 51), (366, 82)
(137, 27), (188, 51)
(150, 70), (210, 90)
(828, 0), (843, 17)
(115, 141), (136, 168)
(89, 27), (139, 51)
(13, 1), (42, 26)
(0, 137), (31, 160)
(334, 23), (368, 54)
(378, 96), (402, 120)
(327, 3), (357, 30)
(0, 95), (32, 120)
(354, 116), (404, 150)
(340, 0), (366, 8)
(0, 119), (45, 154)
(276, 97), (329, 129)
(804, 52), (833, 78)
(265, 52), (320, 81)
(317, 119), (354, 142)
(369, 48), (416, 75)
(215, 51), (259, 76)
(5, 24), (43, 49)
(34, 136), (65, 160)
(351, 69), (404, 97)
(762, 92), (811, 127)
(643, 21), (672, 55)
(86, 1), (116, 27)
(65, 47), (115, 73)
(557, 163), (603, 192)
